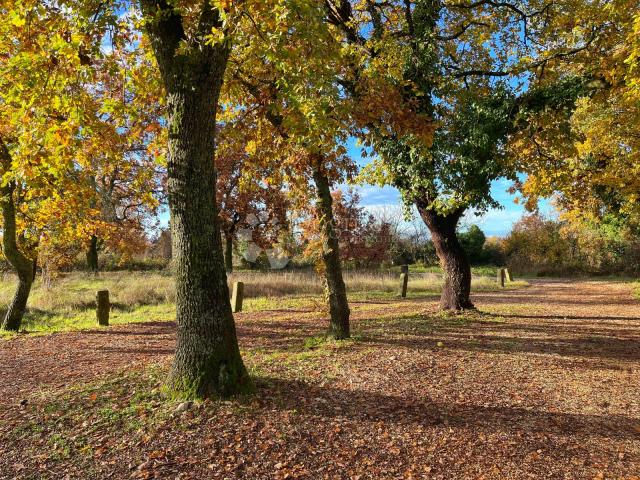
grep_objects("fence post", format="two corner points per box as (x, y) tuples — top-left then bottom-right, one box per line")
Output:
(399, 265), (409, 298)
(96, 290), (110, 326)
(496, 269), (505, 288)
(231, 281), (244, 313)
(504, 268), (513, 282)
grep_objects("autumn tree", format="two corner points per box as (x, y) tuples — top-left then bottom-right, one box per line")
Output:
(215, 121), (289, 273)
(223, 1), (358, 339)
(302, 188), (392, 268)
(510, 2), (640, 234)
(79, 33), (166, 272)
(330, 0), (610, 310)
(224, 0), (433, 335)
(0, 1), (111, 330)
(116, 0), (257, 397)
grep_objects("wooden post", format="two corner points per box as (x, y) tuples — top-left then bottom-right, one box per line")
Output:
(496, 269), (505, 288)
(231, 281), (244, 313)
(399, 273), (409, 298)
(400, 264), (409, 275)
(96, 290), (110, 326)
(504, 268), (513, 282)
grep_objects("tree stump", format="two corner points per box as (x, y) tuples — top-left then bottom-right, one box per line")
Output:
(231, 281), (244, 313)
(399, 273), (409, 298)
(96, 290), (110, 326)
(496, 269), (505, 288)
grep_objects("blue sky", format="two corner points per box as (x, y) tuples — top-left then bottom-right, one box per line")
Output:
(343, 139), (552, 237)
(352, 179), (538, 237)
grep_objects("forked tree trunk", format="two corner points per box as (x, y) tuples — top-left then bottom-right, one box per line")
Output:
(86, 235), (99, 272)
(312, 162), (350, 339)
(224, 232), (233, 273)
(0, 180), (34, 331)
(417, 206), (473, 310)
(141, 0), (249, 397)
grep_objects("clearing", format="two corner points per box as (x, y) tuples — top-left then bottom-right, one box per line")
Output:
(1, 279), (639, 479)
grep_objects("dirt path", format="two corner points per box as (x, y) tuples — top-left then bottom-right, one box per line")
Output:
(1, 279), (639, 479)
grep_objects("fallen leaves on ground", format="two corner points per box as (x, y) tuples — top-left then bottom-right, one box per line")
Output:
(0, 279), (639, 479)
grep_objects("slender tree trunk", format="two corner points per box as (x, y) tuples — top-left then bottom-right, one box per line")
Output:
(312, 162), (350, 339)
(141, 0), (249, 397)
(86, 235), (99, 272)
(0, 180), (34, 331)
(224, 232), (233, 273)
(417, 206), (473, 310)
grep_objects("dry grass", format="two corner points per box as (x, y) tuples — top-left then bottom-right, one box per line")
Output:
(0, 269), (526, 336)
(0, 269), (521, 312)
(230, 270), (512, 298)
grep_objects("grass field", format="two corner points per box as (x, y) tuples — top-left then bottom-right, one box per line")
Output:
(0, 269), (527, 337)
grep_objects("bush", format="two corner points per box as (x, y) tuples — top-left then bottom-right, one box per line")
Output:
(459, 225), (486, 264)
(502, 214), (640, 276)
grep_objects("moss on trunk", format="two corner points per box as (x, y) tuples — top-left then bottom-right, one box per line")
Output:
(312, 161), (350, 339)
(141, 0), (250, 398)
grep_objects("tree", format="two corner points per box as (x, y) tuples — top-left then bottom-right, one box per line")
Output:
(302, 188), (392, 268)
(330, 0), (609, 310)
(135, 0), (250, 397)
(215, 121), (289, 273)
(0, 1), (109, 330)
(510, 2), (640, 231)
(223, 2), (357, 339)
(80, 34), (166, 272)
(459, 225), (486, 264)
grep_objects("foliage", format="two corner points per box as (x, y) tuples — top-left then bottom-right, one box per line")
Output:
(510, 1), (640, 231)
(458, 225), (486, 263)
(502, 214), (640, 276)
(301, 189), (392, 268)
(0, 1), (164, 274)
(215, 121), (290, 249)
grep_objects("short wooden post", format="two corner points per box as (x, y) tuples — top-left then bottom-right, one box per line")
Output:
(400, 264), (409, 275)
(96, 290), (110, 326)
(399, 273), (409, 298)
(231, 281), (244, 313)
(504, 268), (513, 282)
(496, 269), (505, 288)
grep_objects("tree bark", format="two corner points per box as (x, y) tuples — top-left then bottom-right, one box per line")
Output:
(32, 256), (37, 282)
(141, 0), (249, 398)
(312, 162), (350, 339)
(86, 235), (99, 272)
(417, 206), (473, 310)
(0, 180), (34, 331)
(224, 232), (233, 273)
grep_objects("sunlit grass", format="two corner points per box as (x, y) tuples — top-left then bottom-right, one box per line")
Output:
(0, 269), (526, 338)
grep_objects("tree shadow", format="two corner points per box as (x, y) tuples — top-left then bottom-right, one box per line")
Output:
(254, 376), (640, 440)
(495, 313), (640, 322)
(358, 319), (640, 363)
(474, 292), (639, 307)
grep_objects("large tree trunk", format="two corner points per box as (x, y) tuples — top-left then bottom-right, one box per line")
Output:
(0, 180), (34, 331)
(417, 206), (473, 310)
(312, 162), (350, 339)
(141, 0), (249, 398)
(224, 232), (233, 273)
(86, 235), (99, 272)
